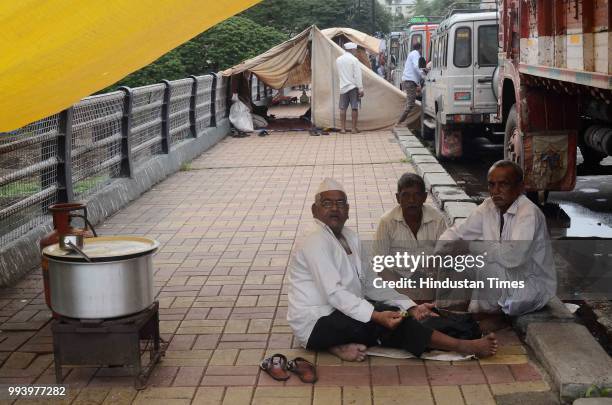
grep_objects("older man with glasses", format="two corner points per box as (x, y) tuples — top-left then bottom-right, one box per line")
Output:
(437, 160), (556, 321)
(287, 178), (498, 362)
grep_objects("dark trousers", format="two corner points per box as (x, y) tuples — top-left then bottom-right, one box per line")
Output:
(306, 304), (433, 357)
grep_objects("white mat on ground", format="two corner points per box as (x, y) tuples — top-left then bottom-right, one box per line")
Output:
(365, 346), (475, 361)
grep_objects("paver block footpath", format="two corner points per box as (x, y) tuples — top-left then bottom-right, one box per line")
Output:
(526, 322), (612, 402)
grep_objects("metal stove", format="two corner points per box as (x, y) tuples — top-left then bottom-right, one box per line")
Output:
(51, 301), (165, 389)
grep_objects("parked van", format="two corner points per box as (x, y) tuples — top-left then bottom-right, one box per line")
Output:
(393, 23), (438, 89)
(421, 10), (499, 158)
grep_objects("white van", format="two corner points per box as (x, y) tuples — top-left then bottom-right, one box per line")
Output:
(421, 10), (499, 159)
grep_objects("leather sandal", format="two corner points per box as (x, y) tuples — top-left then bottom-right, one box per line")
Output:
(260, 353), (290, 381)
(287, 357), (318, 383)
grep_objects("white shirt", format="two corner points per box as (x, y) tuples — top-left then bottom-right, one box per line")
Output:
(287, 219), (416, 347)
(402, 49), (423, 83)
(336, 52), (363, 94)
(438, 195), (556, 316)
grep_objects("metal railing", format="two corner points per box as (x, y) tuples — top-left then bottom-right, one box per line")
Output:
(0, 74), (228, 246)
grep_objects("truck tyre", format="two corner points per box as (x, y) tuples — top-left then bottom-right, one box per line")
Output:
(503, 104), (523, 167)
(505, 104), (548, 204)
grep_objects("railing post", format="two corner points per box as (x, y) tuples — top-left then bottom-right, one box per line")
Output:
(210, 74), (217, 128)
(225, 76), (232, 118)
(160, 79), (171, 154)
(57, 108), (74, 203)
(118, 86), (134, 178)
(188, 75), (199, 138)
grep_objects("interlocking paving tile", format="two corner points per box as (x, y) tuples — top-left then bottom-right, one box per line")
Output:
(0, 130), (552, 403)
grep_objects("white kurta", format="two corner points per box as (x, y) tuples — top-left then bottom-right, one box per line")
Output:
(438, 195), (556, 316)
(287, 219), (416, 348)
(336, 52), (363, 94)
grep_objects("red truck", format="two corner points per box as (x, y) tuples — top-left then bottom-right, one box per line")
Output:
(496, 0), (612, 194)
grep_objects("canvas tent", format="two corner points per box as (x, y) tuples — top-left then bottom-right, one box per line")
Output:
(222, 26), (406, 131)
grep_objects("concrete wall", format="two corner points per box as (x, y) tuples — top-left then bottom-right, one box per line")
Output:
(0, 120), (229, 287)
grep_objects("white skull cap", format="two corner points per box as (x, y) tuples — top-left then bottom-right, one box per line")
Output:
(344, 42), (357, 50)
(316, 178), (346, 195)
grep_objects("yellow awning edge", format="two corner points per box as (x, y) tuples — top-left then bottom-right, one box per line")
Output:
(0, 0), (261, 132)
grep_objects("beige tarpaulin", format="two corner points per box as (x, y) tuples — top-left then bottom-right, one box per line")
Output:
(311, 27), (405, 131)
(222, 26), (406, 131)
(321, 27), (383, 54)
(222, 27), (312, 88)
(0, 0), (261, 132)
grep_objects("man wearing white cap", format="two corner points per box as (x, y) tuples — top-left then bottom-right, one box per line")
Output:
(336, 42), (364, 133)
(287, 178), (498, 361)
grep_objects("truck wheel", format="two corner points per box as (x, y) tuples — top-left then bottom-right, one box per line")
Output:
(503, 105), (523, 167)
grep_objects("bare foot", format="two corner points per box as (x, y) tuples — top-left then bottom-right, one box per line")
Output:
(457, 333), (498, 358)
(329, 343), (367, 362)
(340, 129), (346, 134)
(352, 128), (360, 134)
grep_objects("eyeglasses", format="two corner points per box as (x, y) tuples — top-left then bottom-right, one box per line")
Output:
(319, 199), (348, 209)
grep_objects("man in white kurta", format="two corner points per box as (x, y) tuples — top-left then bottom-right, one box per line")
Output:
(438, 161), (556, 316)
(336, 42), (364, 133)
(288, 178), (499, 361)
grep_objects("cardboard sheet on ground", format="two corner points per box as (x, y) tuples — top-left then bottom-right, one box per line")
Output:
(223, 26), (406, 131)
(366, 346), (475, 361)
(0, 0), (260, 131)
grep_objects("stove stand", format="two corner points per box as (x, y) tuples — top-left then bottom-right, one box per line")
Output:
(51, 301), (165, 390)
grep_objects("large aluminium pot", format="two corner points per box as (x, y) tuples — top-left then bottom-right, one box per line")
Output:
(42, 236), (159, 319)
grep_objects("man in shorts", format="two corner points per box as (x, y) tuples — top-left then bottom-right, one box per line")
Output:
(336, 42), (364, 133)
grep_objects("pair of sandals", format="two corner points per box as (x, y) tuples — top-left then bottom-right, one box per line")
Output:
(260, 353), (317, 383)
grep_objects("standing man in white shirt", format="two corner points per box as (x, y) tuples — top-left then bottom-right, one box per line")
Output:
(336, 42), (364, 134)
(437, 160), (557, 318)
(287, 178), (498, 362)
(396, 42), (424, 126)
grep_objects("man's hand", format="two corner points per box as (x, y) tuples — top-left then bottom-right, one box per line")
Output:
(371, 310), (402, 330)
(358, 90), (364, 98)
(408, 303), (439, 321)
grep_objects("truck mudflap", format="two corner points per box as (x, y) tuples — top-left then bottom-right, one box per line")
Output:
(523, 131), (577, 191)
(439, 125), (463, 158)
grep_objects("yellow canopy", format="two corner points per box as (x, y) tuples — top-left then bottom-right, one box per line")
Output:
(0, 0), (260, 132)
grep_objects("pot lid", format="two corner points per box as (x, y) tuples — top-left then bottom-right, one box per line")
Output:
(42, 236), (159, 261)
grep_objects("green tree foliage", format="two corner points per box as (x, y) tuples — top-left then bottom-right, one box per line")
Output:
(106, 16), (287, 90)
(241, 0), (392, 36)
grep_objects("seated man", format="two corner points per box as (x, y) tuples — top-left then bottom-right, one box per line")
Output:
(287, 178), (497, 361)
(437, 160), (556, 317)
(373, 173), (447, 299)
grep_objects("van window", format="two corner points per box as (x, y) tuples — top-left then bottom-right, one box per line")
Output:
(454, 27), (472, 68)
(478, 25), (498, 66)
(411, 34), (423, 51)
